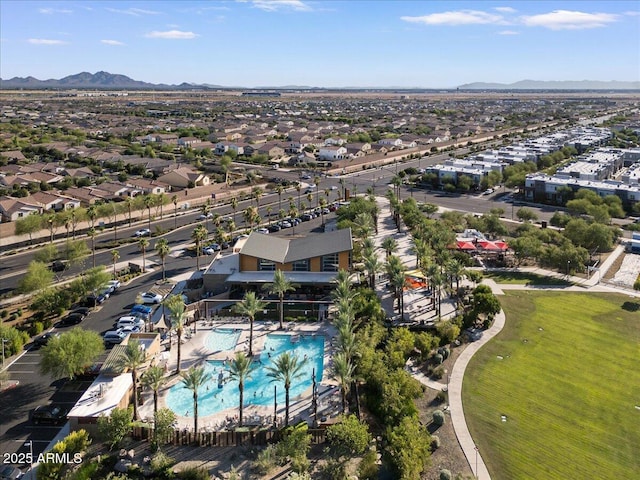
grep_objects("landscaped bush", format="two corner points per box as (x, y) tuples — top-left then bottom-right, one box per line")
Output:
(431, 435), (441, 451)
(358, 449), (379, 480)
(438, 346), (450, 360)
(439, 468), (452, 480)
(178, 467), (210, 480)
(290, 454), (310, 474)
(436, 390), (448, 404)
(29, 321), (44, 336)
(432, 366), (445, 380)
(634, 274), (640, 291)
(150, 451), (174, 476)
(253, 445), (277, 474)
(0, 309), (8, 319)
(433, 353), (444, 365)
(432, 410), (445, 427)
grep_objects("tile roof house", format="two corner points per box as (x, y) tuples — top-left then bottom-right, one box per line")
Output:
(0, 196), (43, 222)
(158, 167), (210, 189)
(125, 178), (170, 195)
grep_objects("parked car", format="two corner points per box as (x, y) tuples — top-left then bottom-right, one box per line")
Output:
(120, 325), (142, 334)
(33, 332), (60, 348)
(330, 185), (338, 190)
(31, 404), (69, 425)
(280, 220), (292, 228)
(203, 243), (221, 255)
(0, 465), (23, 480)
(301, 213), (313, 221)
(106, 280), (121, 292)
(321, 208), (330, 214)
(268, 224), (281, 232)
(116, 316), (145, 330)
(131, 304), (153, 316)
(70, 307), (91, 317)
(128, 311), (149, 322)
(103, 329), (128, 345)
(59, 313), (85, 326)
(133, 228), (151, 237)
(139, 292), (163, 304)
(49, 260), (67, 273)
(256, 227), (269, 234)
(84, 292), (107, 306)
(221, 241), (231, 249)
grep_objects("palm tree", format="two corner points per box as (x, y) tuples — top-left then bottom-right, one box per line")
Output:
(156, 238), (170, 281)
(331, 352), (354, 414)
(390, 269), (407, 319)
(295, 183), (302, 209)
(164, 294), (187, 374)
(116, 339), (148, 420)
(288, 204), (298, 235)
(353, 212), (374, 242)
(227, 352), (256, 427)
(124, 197), (134, 227)
(144, 195), (154, 233)
(171, 194), (178, 230)
(220, 155), (232, 186)
(313, 176), (321, 206)
(319, 197), (328, 225)
(141, 365), (167, 416)
(87, 205), (98, 230)
(266, 352), (306, 427)
(138, 237), (150, 273)
(381, 237), (398, 259)
(180, 365), (211, 435)
(111, 250), (120, 278)
(252, 186), (263, 209)
(232, 291), (268, 357)
(230, 197), (238, 224)
(265, 270), (297, 330)
(363, 251), (382, 289)
(425, 263), (444, 317)
(191, 224), (208, 270)
(88, 227), (97, 268)
(275, 185), (284, 212)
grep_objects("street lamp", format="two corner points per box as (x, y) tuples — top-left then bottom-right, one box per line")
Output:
(474, 445), (479, 479)
(566, 260), (571, 277)
(24, 440), (34, 479)
(1, 338), (8, 368)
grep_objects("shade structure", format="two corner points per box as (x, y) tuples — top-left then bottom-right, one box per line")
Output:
(456, 240), (477, 250)
(477, 240), (508, 251)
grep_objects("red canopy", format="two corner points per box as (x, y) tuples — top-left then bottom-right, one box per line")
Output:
(457, 240), (477, 250)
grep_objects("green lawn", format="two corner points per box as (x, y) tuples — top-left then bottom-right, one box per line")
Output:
(484, 271), (571, 286)
(463, 292), (640, 480)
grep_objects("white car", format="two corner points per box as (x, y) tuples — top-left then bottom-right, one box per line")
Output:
(139, 292), (163, 304)
(106, 280), (121, 293)
(134, 228), (151, 237)
(116, 316), (145, 329)
(256, 228), (269, 234)
(330, 185), (338, 190)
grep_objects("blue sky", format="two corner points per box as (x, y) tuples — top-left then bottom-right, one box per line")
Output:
(1, 1), (639, 87)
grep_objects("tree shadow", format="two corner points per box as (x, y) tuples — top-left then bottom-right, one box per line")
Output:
(621, 301), (639, 312)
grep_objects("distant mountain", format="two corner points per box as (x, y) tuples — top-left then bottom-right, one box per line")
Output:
(458, 80), (640, 90)
(0, 71), (221, 90)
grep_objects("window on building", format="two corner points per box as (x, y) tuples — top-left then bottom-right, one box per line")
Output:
(292, 259), (309, 271)
(258, 259), (276, 271)
(321, 253), (339, 272)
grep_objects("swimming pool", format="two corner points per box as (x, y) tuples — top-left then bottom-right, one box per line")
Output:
(204, 328), (241, 352)
(166, 333), (324, 418)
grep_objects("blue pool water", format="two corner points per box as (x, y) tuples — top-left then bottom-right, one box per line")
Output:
(204, 328), (241, 352)
(166, 334), (324, 418)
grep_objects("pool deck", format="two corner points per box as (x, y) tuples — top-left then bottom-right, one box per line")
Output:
(138, 318), (341, 431)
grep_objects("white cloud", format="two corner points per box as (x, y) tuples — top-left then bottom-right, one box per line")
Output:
(38, 8), (72, 14)
(28, 38), (68, 45)
(101, 39), (125, 46)
(401, 10), (505, 26)
(520, 10), (618, 30)
(106, 7), (161, 16)
(497, 30), (519, 35)
(624, 10), (640, 17)
(242, 0), (312, 12)
(494, 7), (516, 14)
(145, 30), (199, 39)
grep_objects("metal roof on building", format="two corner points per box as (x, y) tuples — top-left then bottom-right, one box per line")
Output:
(239, 228), (352, 264)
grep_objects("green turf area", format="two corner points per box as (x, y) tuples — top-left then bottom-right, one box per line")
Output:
(463, 292), (640, 480)
(484, 271), (571, 286)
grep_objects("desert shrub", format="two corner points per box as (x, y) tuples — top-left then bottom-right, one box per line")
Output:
(432, 366), (445, 380)
(438, 346), (450, 359)
(64, 429), (91, 454)
(436, 390), (448, 404)
(17, 308), (23, 316)
(432, 410), (445, 427)
(254, 445), (277, 474)
(430, 435), (441, 451)
(439, 469), (452, 480)
(320, 458), (347, 480)
(290, 454), (310, 474)
(9, 313), (17, 322)
(29, 322), (44, 336)
(433, 353), (444, 365)
(1, 310), (8, 319)
(150, 451), (174, 475)
(287, 473), (312, 480)
(634, 274), (640, 291)
(358, 449), (379, 480)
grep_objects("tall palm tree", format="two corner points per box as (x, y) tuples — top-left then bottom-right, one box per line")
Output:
(227, 352), (256, 426)
(232, 291), (268, 357)
(230, 197), (238, 224)
(313, 177), (321, 206)
(86, 205), (98, 230)
(124, 197), (134, 227)
(266, 352), (306, 427)
(363, 251), (382, 289)
(138, 237), (150, 273)
(144, 195), (154, 233)
(164, 294), (187, 374)
(275, 185), (284, 212)
(288, 205), (298, 235)
(156, 238), (170, 281)
(172, 195), (178, 230)
(425, 263), (444, 317)
(331, 352), (354, 414)
(252, 186), (263, 209)
(111, 250), (120, 278)
(88, 227), (97, 268)
(390, 269), (407, 319)
(295, 183), (302, 209)
(191, 224), (208, 270)
(116, 339), (148, 420)
(142, 365), (167, 416)
(381, 237), (398, 259)
(352, 212), (374, 242)
(180, 365), (211, 435)
(265, 270), (297, 330)
(319, 197), (328, 225)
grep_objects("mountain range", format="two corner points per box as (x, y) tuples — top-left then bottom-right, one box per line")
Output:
(0, 71), (638, 91)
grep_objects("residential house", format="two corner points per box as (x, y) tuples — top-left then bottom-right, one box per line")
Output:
(377, 138), (403, 148)
(29, 191), (81, 212)
(0, 196), (42, 222)
(178, 137), (202, 148)
(125, 178), (170, 195)
(256, 142), (285, 158)
(318, 146), (347, 161)
(0, 150), (27, 162)
(158, 167), (210, 189)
